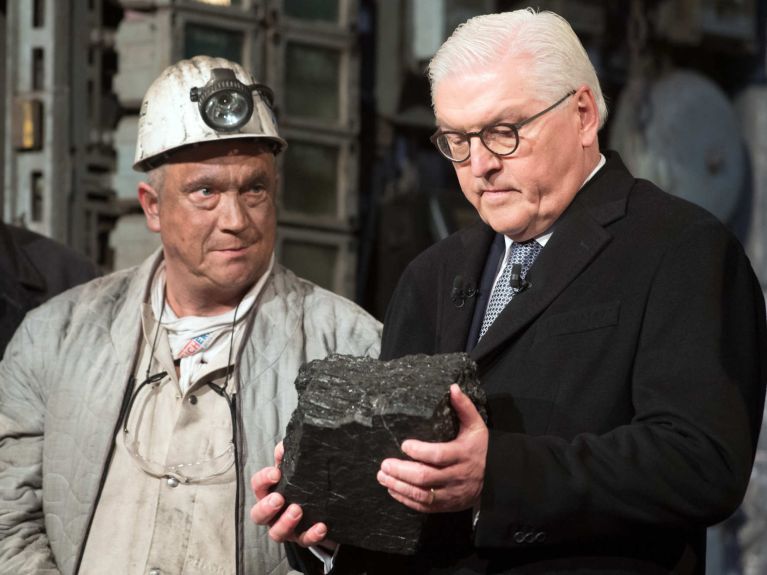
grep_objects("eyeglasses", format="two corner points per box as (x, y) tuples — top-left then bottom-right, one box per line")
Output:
(430, 90), (576, 163)
(120, 296), (243, 484)
(121, 371), (237, 484)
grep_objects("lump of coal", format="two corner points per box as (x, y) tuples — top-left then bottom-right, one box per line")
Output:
(275, 352), (485, 554)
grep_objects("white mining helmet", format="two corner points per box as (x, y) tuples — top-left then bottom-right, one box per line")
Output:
(133, 55), (287, 172)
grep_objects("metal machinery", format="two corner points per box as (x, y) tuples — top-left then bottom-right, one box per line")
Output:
(609, 0), (757, 229)
(2, 0), (120, 266)
(610, 69), (748, 223)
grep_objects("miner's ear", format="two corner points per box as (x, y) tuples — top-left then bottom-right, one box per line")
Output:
(138, 182), (161, 233)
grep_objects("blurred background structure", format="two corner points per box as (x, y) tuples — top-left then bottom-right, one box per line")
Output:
(1, 1), (766, 572)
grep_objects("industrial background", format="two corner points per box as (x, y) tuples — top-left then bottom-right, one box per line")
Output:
(1, 0), (766, 573)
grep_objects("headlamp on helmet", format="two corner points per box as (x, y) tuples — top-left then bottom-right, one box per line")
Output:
(133, 56), (287, 172)
(189, 68), (276, 133)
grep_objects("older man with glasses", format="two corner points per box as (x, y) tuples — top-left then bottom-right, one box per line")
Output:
(0, 56), (381, 575)
(253, 8), (766, 575)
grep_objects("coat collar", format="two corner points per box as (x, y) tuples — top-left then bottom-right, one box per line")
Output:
(437, 151), (634, 363)
(107, 251), (305, 392)
(109, 249), (164, 367)
(232, 264), (307, 389)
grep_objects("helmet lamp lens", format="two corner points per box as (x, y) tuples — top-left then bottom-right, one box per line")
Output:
(203, 90), (251, 131)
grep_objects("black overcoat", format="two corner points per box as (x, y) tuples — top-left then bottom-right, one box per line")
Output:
(343, 152), (767, 574)
(0, 223), (100, 356)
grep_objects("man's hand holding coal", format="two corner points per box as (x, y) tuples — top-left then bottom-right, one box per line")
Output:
(250, 442), (336, 549)
(377, 384), (488, 514)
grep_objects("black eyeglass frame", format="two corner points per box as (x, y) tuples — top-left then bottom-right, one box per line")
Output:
(430, 90), (577, 163)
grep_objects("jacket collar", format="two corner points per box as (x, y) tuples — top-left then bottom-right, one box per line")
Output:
(235, 264), (307, 388)
(108, 250), (304, 393)
(110, 249), (164, 368)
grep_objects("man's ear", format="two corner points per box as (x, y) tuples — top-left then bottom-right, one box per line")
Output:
(138, 182), (161, 233)
(576, 86), (600, 148)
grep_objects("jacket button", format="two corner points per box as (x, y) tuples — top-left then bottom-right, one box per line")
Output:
(166, 476), (179, 488)
(534, 531), (546, 543)
(149, 569), (161, 575)
(513, 531), (525, 544)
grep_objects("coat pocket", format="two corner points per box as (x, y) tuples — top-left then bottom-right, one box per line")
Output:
(534, 300), (621, 342)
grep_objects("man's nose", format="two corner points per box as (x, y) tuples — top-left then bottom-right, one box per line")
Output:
(219, 192), (248, 231)
(469, 137), (502, 178)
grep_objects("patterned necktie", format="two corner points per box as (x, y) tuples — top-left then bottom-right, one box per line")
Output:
(479, 240), (542, 340)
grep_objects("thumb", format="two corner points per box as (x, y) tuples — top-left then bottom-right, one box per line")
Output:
(450, 384), (484, 431)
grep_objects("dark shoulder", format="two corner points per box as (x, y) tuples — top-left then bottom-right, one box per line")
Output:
(7, 224), (101, 291)
(586, 152), (728, 239)
(627, 177), (731, 240)
(404, 221), (491, 275)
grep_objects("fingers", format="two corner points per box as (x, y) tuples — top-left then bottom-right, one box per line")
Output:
(399, 438), (453, 466)
(250, 494), (330, 547)
(274, 441), (284, 466)
(251, 443), (331, 548)
(379, 457), (484, 514)
(295, 521), (330, 548)
(379, 458), (436, 489)
(377, 463), (436, 507)
(268, 505), (330, 547)
(250, 441), (285, 501)
(266, 503), (317, 543)
(378, 465), (443, 513)
(250, 491), (286, 526)
(386, 485), (436, 513)
(251, 465), (281, 500)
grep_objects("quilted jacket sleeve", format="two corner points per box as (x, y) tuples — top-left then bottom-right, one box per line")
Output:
(0, 316), (61, 573)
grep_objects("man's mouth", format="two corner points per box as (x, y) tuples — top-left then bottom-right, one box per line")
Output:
(215, 245), (250, 253)
(480, 188), (516, 196)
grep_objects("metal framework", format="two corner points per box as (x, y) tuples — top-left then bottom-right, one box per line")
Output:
(3, 0), (118, 265)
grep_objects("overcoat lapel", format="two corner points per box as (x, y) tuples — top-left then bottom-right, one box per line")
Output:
(470, 211), (612, 363)
(437, 223), (495, 353)
(469, 152), (632, 364)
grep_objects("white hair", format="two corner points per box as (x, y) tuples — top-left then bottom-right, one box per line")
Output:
(428, 9), (607, 127)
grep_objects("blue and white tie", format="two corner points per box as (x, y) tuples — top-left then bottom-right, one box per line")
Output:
(479, 240), (542, 339)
